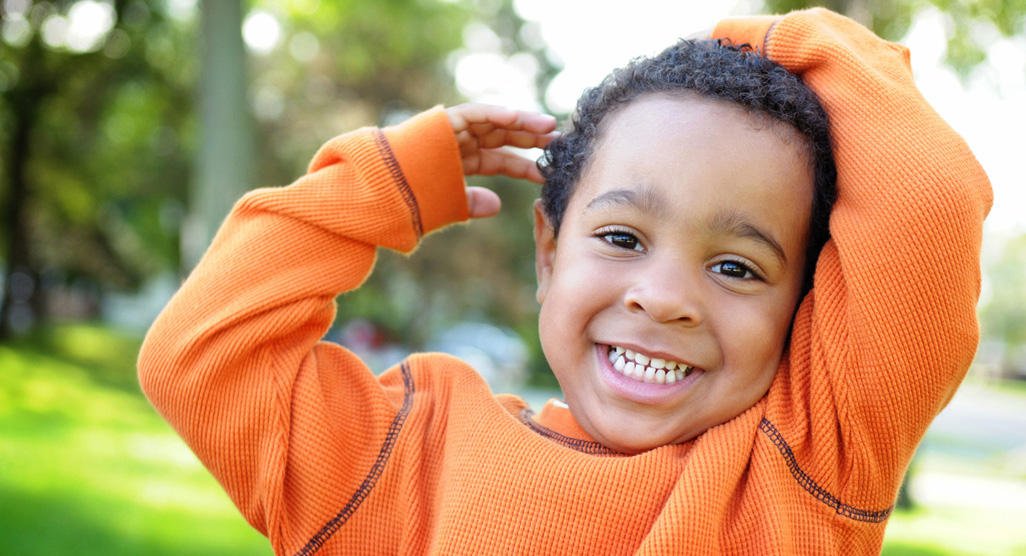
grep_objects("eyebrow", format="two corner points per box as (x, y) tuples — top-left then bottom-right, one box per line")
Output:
(585, 187), (672, 220)
(585, 188), (789, 266)
(709, 209), (788, 266)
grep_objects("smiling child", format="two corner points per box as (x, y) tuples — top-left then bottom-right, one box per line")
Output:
(139, 8), (991, 555)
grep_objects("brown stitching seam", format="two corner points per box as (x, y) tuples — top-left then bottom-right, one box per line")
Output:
(759, 418), (893, 523)
(373, 130), (423, 237)
(518, 408), (621, 456)
(294, 362), (416, 555)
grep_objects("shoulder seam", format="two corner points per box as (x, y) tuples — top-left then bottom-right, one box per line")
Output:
(518, 408), (622, 456)
(759, 417), (893, 523)
(294, 361), (416, 555)
(373, 129), (423, 238)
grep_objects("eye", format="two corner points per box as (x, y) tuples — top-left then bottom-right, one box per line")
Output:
(597, 228), (644, 252)
(710, 260), (760, 280)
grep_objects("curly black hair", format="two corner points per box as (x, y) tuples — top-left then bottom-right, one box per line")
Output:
(539, 39), (836, 292)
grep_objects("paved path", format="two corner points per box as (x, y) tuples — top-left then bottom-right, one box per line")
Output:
(927, 380), (1026, 456)
(915, 380), (1026, 510)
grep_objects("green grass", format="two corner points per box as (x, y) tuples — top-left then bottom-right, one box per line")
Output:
(884, 503), (1026, 556)
(2, 323), (1025, 554)
(989, 376), (1026, 397)
(0, 324), (272, 555)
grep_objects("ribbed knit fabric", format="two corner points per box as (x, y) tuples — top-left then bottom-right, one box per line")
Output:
(138, 9), (992, 555)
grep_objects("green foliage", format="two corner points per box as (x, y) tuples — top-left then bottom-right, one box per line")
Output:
(244, 0), (473, 187)
(883, 503), (1026, 555)
(2, 0), (558, 374)
(344, 176), (543, 347)
(0, 1), (195, 339)
(1, 0), (534, 337)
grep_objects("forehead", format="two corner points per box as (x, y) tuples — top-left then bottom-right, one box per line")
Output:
(573, 93), (815, 252)
(578, 93), (812, 200)
(595, 92), (808, 164)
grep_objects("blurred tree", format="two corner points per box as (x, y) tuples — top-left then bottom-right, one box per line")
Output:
(236, 0), (560, 364)
(981, 234), (1026, 378)
(0, 0), (194, 339)
(352, 0), (561, 360)
(762, 0), (1026, 76)
(0, 0), (554, 345)
(184, 0), (253, 269)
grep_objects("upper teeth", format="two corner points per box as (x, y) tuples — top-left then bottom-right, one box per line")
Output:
(608, 346), (693, 384)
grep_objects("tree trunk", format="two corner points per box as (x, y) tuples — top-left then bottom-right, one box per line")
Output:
(182, 0), (254, 270)
(0, 39), (49, 340)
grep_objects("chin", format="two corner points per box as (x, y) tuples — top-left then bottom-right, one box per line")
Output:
(588, 421), (696, 455)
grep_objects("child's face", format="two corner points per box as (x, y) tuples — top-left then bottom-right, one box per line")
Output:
(534, 94), (813, 454)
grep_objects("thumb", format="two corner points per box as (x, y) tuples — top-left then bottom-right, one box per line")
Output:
(466, 187), (501, 219)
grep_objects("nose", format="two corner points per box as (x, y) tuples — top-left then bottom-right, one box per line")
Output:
(622, 262), (704, 325)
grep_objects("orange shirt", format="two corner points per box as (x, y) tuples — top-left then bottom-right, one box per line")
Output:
(139, 9), (991, 555)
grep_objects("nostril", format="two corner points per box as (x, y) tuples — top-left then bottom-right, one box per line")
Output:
(623, 283), (703, 325)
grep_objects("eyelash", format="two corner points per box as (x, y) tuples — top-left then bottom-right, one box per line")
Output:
(710, 259), (762, 281)
(595, 228), (765, 282)
(596, 227), (644, 252)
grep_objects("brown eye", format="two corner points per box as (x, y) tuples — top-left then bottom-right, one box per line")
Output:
(711, 260), (756, 279)
(601, 231), (642, 251)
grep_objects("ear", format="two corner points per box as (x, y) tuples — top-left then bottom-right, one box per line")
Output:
(533, 199), (557, 305)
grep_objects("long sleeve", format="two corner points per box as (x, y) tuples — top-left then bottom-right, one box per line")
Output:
(137, 108), (468, 551)
(715, 8), (992, 511)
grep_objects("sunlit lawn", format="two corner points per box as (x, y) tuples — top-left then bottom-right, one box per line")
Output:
(0, 324), (271, 555)
(884, 503), (1026, 556)
(1, 323), (1024, 554)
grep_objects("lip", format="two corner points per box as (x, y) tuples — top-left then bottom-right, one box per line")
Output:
(595, 343), (702, 405)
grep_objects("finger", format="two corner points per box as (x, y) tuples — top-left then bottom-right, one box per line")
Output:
(455, 123), (544, 155)
(517, 112), (559, 134)
(453, 129), (482, 158)
(468, 113), (557, 137)
(476, 150), (546, 184)
(456, 103), (557, 135)
(454, 130), (555, 160)
(448, 103), (519, 133)
(468, 111), (557, 136)
(476, 128), (559, 150)
(466, 186), (502, 219)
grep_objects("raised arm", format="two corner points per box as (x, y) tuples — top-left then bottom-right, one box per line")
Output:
(715, 7), (991, 491)
(137, 106), (554, 548)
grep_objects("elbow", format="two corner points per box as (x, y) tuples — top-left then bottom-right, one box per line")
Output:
(136, 320), (177, 409)
(136, 314), (200, 411)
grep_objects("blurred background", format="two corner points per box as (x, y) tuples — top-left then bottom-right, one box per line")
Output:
(1, 0), (1023, 554)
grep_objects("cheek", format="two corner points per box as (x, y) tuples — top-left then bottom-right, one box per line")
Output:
(721, 295), (796, 371)
(537, 247), (614, 372)
(537, 296), (582, 395)
(548, 242), (610, 304)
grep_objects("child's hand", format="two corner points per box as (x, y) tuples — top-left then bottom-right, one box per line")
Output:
(447, 103), (558, 219)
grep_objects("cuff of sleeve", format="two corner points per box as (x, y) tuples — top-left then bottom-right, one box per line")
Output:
(713, 14), (780, 54)
(383, 106), (469, 235)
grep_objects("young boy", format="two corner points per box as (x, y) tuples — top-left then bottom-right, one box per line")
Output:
(139, 8), (991, 555)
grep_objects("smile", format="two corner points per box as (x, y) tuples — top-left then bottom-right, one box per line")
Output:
(607, 345), (695, 385)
